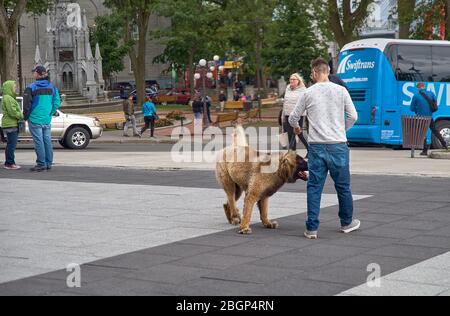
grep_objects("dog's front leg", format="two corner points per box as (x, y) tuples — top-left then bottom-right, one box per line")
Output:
(258, 198), (279, 229)
(239, 194), (257, 234)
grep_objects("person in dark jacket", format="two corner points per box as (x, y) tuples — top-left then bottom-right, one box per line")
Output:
(191, 94), (205, 129)
(411, 82), (448, 155)
(23, 66), (60, 172)
(219, 91), (227, 112)
(203, 95), (213, 124)
(328, 74), (348, 90)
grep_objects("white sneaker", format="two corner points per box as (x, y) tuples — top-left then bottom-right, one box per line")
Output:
(304, 230), (318, 239)
(340, 219), (361, 234)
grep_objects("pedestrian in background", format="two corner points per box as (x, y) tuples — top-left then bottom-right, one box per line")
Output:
(191, 94), (204, 127)
(123, 95), (140, 137)
(289, 58), (359, 239)
(282, 73), (308, 151)
(203, 95), (213, 124)
(219, 90), (227, 112)
(140, 96), (157, 139)
(411, 82), (448, 155)
(23, 66), (60, 172)
(1, 80), (23, 170)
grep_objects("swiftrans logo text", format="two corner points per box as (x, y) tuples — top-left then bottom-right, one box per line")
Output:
(338, 54), (376, 74)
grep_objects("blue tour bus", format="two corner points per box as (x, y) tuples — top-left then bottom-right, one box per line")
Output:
(337, 38), (450, 148)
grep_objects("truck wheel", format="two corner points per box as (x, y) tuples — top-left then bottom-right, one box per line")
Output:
(65, 127), (91, 150)
(432, 120), (450, 149)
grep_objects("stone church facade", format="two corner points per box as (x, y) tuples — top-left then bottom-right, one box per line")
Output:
(19, 0), (169, 97)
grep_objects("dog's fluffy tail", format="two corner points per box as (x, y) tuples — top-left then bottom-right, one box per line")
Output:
(233, 125), (248, 147)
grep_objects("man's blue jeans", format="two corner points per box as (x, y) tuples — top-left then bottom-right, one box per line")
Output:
(5, 129), (19, 166)
(29, 122), (53, 168)
(306, 143), (354, 231)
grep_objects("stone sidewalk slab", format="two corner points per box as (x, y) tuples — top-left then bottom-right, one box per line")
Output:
(0, 178), (368, 284)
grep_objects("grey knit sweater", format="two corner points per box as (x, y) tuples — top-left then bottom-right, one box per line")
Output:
(288, 82), (357, 144)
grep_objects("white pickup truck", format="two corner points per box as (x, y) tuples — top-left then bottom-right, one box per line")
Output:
(0, 96), (103, 149)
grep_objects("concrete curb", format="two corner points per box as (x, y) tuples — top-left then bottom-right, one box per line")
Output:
(91, 138), (178, 144)
(429, 150), (450, 160)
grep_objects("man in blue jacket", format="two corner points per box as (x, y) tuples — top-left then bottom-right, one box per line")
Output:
(410, 82), (448, 156)
(23, 66), (61, 172)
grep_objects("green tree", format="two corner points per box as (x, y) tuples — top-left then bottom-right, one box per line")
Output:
(152, 0), (223, 94)
(409, 0), (447, 40)
(265, 0), (327, 80)
(446, 0), (450, 40)
(90, 14), (130, 89)
(104, 0), (158, 106)
(0, 0), (52, 83)
(222, 0), (277, 92)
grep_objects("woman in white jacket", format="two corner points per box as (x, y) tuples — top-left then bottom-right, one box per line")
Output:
(282, 73), (308, 152)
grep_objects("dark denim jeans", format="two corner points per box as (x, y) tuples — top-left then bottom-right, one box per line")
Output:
(306, 143), (354, 231)
(29, 122), (53, 168)
(5, 129), (19, 166)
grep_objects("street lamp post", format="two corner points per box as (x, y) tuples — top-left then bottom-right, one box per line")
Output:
(195, 58), (216, 129)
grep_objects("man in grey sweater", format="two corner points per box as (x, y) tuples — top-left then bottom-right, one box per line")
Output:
(289, 58), (360, 239)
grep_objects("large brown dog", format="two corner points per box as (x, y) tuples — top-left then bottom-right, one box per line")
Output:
(216, 126), (308, 234)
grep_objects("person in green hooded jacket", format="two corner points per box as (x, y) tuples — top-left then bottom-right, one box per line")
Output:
(1, 80), (24, 170)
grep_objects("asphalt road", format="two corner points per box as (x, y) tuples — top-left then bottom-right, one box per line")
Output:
(0, 141), (393, 153)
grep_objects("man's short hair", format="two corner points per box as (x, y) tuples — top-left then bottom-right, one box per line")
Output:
(311, 58), (330, 74)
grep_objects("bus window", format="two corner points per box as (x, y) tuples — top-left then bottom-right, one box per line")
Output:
(397, 45), (433, 82)
(432, 46), (450, 82)
(385, 44), (398, 77)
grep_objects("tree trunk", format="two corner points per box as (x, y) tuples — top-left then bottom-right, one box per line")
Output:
(1, 30), (18, 82)
(188, 49), (195, 96)
(398, 0), (415, 39)
(0, 37), (5, 83)
(327, 0), (373, 48)
(327, 0), (348, 48)
(0, 0), (27, 84)
(134, 12), (150, 108)
(255, 26), (264, 94)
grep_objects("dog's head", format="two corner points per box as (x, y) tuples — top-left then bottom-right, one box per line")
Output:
(279, 151), (308, 183)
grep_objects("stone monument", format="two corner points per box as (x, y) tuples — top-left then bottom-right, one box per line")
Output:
(35, 0), (104, 100)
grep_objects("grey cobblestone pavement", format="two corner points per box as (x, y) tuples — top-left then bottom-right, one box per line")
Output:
(0, 167), (449, 296)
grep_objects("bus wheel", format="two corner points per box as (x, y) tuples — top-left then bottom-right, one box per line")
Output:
(433, 120), (450, 149)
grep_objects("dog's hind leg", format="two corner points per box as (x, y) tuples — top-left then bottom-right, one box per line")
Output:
(217, 163), (241, 225)
(258, 198), (279, 229)
(239, 193), (258, 234)
(222, 182), (242, 226)
(223, 203), (233, 224)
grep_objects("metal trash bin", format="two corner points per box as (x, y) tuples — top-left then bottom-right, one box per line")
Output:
(401, 115), (432, 158)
